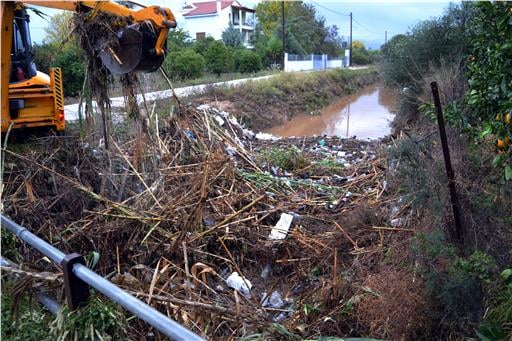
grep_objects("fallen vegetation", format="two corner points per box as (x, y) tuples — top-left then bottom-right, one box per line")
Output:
(1, 100), (420, 339)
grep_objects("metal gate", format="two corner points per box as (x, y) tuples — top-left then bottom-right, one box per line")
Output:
(313, 54), (324, 70)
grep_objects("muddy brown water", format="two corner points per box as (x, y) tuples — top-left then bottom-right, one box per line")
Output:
(267, 84), (397, 139)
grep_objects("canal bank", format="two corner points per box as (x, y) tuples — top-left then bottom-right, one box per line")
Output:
(191, 67), (380, 133)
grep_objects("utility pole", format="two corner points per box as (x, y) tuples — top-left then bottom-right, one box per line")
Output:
(281, 1), (285, 70)
(349, 12), (352, 67)
(385, 30), (388, 44)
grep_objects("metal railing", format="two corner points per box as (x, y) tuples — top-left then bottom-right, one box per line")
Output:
(0, 215), (204, 341)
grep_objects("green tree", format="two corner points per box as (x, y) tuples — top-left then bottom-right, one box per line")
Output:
(53, 45), (86, 96)
(255, 0), (290, 35)
(255, 1), (343, 56)
(204, 41), (234, 76)
(33, 42), (57, 73)
(352, 40), (365, 50)
(39, 10), (85, 96)
(237, 50), (262, 73)
(167, 28), (191, 52)
(43, 11), (74, 46)
(265, 36), (282, 65)
(381, 2), (477, 90)
(193, 36), (216, 57)
(222, 24), (243, 47)
(350, 41), (373, 65)
(164, 48), (205, 81)
(466, 2), (512, 175)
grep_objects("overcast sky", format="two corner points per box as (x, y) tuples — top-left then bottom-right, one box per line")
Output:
(28, 0), (451, 49)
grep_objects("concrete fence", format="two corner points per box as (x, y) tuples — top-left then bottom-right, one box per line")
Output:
(284, 53), (347, 72)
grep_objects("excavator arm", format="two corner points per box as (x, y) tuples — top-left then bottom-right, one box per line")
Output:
(23, 1), (177, 74)
(0, 1), (177, 133)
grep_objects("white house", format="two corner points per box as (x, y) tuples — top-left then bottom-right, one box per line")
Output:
(181, 0), (256, 47)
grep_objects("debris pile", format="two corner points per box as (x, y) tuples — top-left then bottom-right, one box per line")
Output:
(2, 104), (415, 338)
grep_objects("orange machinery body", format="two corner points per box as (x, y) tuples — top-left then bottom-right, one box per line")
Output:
(1, 1), (176, 134)
(1, 2), (65, 133)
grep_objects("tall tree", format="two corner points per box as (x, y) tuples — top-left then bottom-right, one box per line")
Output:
(43, 11), (74, 46)
(222, 24), (244, 48)
(255, 1), (343, 56)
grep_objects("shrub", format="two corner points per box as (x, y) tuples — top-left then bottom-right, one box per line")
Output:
(477, 267), (512, 340)
(33, 42), (56, 74)
(164, 48), (205, 81)
(52, 45), (85, 97)
(351, 48), (372, 65)
(237, 50), (262, 74)
(265, 36), (283, 66)
(204, 41), (234, 76)
(166, 28), (191, 52)
(380, 2), (477, 90)
(193, 36), (216, 57)
(33, 42), (85, 97)
(356, 269), (428, 339)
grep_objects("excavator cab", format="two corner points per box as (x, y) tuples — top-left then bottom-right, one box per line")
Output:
(10, 8), (37, 83)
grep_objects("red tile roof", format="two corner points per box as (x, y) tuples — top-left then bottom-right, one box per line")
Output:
(183, 1), (234, 17)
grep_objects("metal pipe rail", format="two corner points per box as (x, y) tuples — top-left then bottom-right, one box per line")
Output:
(1, 215), (204, 341)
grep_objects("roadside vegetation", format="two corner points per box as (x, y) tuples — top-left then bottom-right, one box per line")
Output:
(380, 2), (512, 339)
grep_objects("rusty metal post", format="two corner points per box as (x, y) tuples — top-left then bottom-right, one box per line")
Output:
(430, 81), (463, 244)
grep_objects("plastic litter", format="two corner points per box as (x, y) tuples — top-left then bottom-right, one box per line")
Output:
(260, 264), (272, 279)
(390, 218), (404, 227)
(255, 132), (279, 141)
(214, 115), (225, 126)
(269, 213), (294, 240)
(226, 272), (252, 296)
(261, 291), (285, 308)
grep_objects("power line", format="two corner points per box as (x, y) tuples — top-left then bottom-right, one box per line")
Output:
(308, 1), (383, 37)
(309, 1), (350, 17)
(352, 17), (381, 35)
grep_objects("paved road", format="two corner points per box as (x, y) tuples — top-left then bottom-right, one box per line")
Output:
(64, 74), (275, 121)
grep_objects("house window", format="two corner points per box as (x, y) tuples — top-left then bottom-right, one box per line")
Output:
(196, 32), (206, 40)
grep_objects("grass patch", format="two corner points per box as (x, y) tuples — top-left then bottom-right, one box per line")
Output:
(1, 288), (53, 341)
(1, 291), (128, 341)
(259, 146), (309, 171)
(314, 157), (345, 172)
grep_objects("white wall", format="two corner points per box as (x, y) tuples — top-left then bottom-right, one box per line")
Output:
(183, 15), (224, 40)
(182, 7), (254, 45)
(285, 60), (313, 72)
(326, 59), (343, 68)
(284, 53), (345, 72)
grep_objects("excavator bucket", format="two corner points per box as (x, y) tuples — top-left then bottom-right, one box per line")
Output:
(99, 23), (165, 75)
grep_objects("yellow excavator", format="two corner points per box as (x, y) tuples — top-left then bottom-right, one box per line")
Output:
(0, 1), (176, 134)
